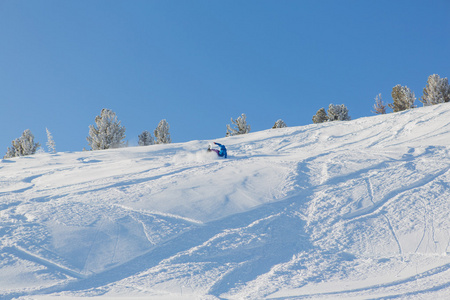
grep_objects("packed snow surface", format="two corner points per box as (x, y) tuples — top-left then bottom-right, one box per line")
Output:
(1, 104), (450, 299)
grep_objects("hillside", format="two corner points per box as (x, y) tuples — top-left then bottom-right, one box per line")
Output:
(1, 104), (450, 299)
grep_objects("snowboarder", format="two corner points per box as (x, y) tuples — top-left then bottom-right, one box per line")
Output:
(208, 142), (227, 158)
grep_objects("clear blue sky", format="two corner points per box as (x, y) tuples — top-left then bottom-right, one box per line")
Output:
(1, 0), (449, 153)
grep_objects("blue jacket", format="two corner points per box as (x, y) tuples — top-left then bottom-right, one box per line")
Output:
(214, 142), (227, 158)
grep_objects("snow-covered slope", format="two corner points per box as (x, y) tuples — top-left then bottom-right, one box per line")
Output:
(1, 104), (450, 299)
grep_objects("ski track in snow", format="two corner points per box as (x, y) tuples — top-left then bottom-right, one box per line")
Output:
(268, 262), (450, 299)
(1, 104), (450, 299)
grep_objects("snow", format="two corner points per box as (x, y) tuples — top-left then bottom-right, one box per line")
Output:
(1, 104), (450, 299)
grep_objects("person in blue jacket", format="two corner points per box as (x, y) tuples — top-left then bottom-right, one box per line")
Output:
(208, 142), (227, 158)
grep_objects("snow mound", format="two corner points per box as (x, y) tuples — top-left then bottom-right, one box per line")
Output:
(1, 104), (450, 299)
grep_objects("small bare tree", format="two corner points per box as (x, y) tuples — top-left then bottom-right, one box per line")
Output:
(226, 113), (251, 137)
(372, 93), (387, 114)
(46, 128), (56, 153)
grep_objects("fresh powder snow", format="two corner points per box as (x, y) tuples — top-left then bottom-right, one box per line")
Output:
(1, 104), (450, 299)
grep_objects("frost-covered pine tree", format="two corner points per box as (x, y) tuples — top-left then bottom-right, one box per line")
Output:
(226, 113), (251, 137)
(420, 74), (450, 106)
(154, 119), (171, 144)
(86, 108), (126, 150)
(388, 84), (416, 112)
(312, 108), (329, 124)
(372, 93), (387, 114)
(272, 119), (287, 129)
(327, 104), (351, 121)
(46, 128), (56, 153)
(4, 129), (40, 158)
(138, 130), (154, 146)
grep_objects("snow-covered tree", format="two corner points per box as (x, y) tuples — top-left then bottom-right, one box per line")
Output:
(388, 84), (416, 112)
(312, 108), (329, 124)
(272, 119), (287, 129)
(4, 129), (40, 158)
(86, 108), (126, 150)
(154, 119), (171, 144)
(327, 104), (351, 121)
(226, 113), (251, 137)
(420, 74), (450, 106)
(46, 128), (56, 153)
(138, 130), (154, 146)
(372, 93), (387, 114)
